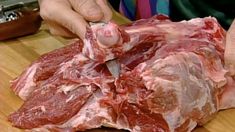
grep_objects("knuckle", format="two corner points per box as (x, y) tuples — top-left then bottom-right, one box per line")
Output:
(87, 9), (102, 17)
(39, 1), (58, 19)
(39, 1), (50, 19)
(70, 0), (87, 10)
(85, 9), (103, 21)
(72, 0), (103, 20)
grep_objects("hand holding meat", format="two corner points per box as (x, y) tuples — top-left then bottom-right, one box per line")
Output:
(38, 0), (112, 39)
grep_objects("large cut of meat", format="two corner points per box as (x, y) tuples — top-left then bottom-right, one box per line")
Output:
(8, 15), (235, 132)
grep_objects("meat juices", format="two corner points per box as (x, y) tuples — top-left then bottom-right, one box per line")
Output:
(8, 15), (235, 132)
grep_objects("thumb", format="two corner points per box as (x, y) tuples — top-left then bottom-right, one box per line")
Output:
(95, 0), (113, 22)
(225, 19), (235, 76)
(69, 0), (103, 22)
(39, 0), (88, 38)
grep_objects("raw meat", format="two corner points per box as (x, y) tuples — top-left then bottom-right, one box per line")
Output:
(8, 15), (235, 132)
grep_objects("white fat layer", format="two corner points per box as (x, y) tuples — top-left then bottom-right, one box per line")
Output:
(83, 39), (95, 59)
(123, 36), (139, 52)
(66, 95), (74, 103)
(163, 109), (182, 131)
(102, 122), (131, 132)
(125, 26), (158, 34)
(18, 63), (39, 100)
(133, 126), (141, 132)
(57, 85), (78, 94)
(187, 120), (197, 132)
(41, 106), (46, 112)
(136, 63), (147, 73)
(59, 53), (88, 73)
(29, 105), (46, 113)
(74, 53), (89, 61)
(105, 51), (115, 61)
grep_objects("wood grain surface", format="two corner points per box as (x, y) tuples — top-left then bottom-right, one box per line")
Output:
(0, 12), (235, 132)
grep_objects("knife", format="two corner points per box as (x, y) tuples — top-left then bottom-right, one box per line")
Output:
(106, 59), (121, 78)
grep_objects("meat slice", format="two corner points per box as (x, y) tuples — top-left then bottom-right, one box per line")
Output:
(8, 15), (235, 132)
(10, 41), (84, 100)
(9, 84), (97, 129)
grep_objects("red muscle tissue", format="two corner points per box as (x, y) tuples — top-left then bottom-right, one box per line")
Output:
(8, 15), (235, 132)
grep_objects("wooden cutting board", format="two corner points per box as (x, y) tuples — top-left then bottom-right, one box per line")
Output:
(0, 12), (235, 132)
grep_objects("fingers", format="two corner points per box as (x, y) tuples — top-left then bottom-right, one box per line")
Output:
(40, 0), (88, 39)
(95, 0), (113, 22)
(39, 0), (113, 39)
(227, 19), (235, 35)
(225, 19), (235, 76)
(69, 0), (103, 22)
(46, 21), (76, 38)
(53, 7), (88, 39)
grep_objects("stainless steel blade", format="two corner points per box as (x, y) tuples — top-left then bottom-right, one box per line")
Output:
(106, 59), (121, 78)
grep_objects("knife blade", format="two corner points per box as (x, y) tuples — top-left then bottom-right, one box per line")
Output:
(106, 59), (121, 78)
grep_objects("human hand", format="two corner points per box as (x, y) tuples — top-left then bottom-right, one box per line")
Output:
(39, 0), (112, 39)
(225, 19), (235, 76)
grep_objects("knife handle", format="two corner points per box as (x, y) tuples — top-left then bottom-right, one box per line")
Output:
(0, 9), (42, 41)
